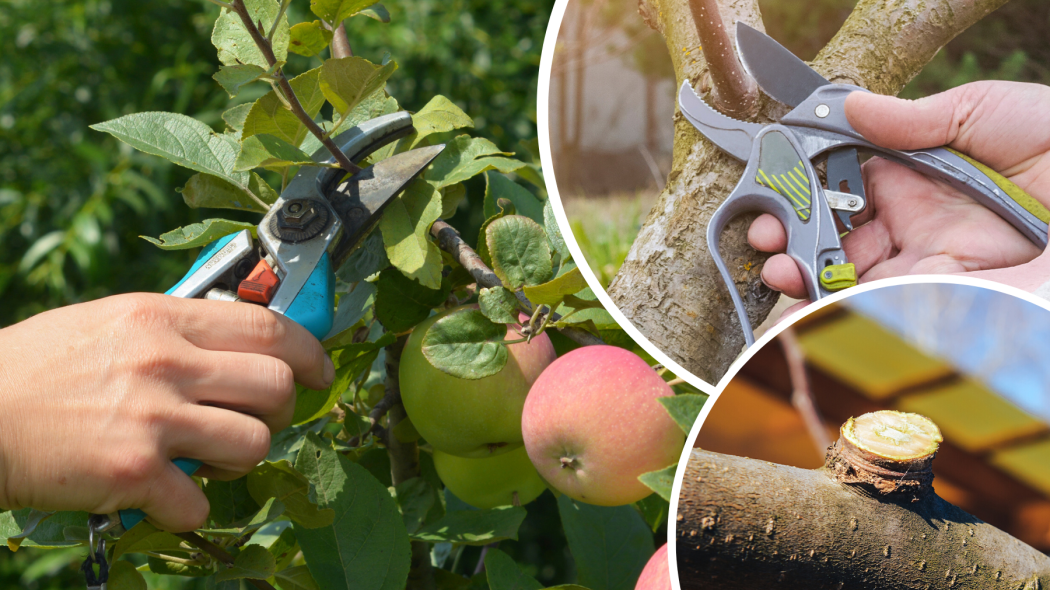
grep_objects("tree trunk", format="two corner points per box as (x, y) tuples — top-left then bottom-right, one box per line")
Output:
(675, 447), (1050, 589)
(611, 0), (1012, 383)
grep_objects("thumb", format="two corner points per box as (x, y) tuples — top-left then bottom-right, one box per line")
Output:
(844, 88), (965, 151)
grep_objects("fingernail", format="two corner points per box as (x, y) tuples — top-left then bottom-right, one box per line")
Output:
(323, 355), (335, 385)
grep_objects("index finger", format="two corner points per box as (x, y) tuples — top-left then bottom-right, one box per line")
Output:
(170, 298), (334, 391)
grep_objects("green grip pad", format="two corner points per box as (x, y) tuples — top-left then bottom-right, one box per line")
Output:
(755, 131), (812, 221)
(819, 263), (856, 291)
(946, 148), (1050, 224)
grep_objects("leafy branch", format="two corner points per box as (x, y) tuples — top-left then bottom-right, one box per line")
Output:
(175, 532), (277, 590)
(227, 0), (361, 174)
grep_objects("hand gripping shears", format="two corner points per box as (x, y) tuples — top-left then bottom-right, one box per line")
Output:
(89, 113), (443, 539)
(681, 22), (1050, 347)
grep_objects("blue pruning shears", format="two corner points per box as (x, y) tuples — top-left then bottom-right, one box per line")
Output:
(682, 23), (1050, 346)
(87, 113), (443, 541)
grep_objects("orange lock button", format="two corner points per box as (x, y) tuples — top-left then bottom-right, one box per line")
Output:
(238, 259), (279, 304)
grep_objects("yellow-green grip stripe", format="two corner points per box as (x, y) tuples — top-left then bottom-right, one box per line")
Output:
(946, 148), (1050, 224)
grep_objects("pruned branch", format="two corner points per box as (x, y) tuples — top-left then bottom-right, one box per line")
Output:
(228, 0), (362, 175)
(686, 0), (758, 118)
(331, 22), (353, 59)
(174, 532), (276, 590)
(430, 220), (604, 347)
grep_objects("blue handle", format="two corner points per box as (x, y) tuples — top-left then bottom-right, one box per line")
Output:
(118, 236), (335, 530)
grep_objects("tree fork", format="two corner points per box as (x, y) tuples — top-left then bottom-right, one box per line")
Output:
(384, 337), (435, 590)
(613, 0), (1011, 382)
(675, 411), (1050, 589)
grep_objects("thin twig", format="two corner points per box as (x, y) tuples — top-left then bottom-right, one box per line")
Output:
(430, 220), (604, 346)
(174, 532), (277, 590)
(228, 0), (362, 175)
(266, 0), (291, 41)
(779, 328), (832, 456)
(686, 0), (758, 118)
(347, 386), (401, 446)
(473, 543), (498, 576)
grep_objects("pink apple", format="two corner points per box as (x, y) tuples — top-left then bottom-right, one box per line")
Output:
(400, 306), (556, 458)
(522, 345), (685, 505)
(635, 544), (671, 590)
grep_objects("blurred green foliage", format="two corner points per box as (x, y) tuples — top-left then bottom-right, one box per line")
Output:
(0, 0), (552, 327)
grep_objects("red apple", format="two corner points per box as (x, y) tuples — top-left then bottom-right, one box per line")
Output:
(400, 305), (556, 458)
(635, 543), (671, 590)
(521, 345), (685, 505)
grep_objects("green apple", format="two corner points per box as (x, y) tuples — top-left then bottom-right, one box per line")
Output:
(635, 544), (670, 590)
(522, 345), (685, 506)
(400, 305), (556, 458)
(433, 446), (547, 509)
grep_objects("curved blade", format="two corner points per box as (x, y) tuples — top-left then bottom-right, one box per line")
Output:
(736, 22), (829, 108)
(327, 144), (445, 266)
(678, 81), (762, 162)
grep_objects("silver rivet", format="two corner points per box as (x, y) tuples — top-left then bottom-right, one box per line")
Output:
(848, 199), (857, 207)
(815, 104), (830, 118)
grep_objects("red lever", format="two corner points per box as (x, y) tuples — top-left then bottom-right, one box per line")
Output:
(238, 259), (279, 304)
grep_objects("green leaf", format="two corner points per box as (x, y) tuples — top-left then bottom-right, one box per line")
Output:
(243, 68), (326, 147)
(111, 522), (188, 559)
(223, 103), (254, 133)
(3, 509), (53, 550)
(300, 90), (400, 156)
(213, 63), (277, 98)
(247, 461), (335, 529)
(412, 507), (526, 546)
(293, 432), (411, 590)
(180, 172), (277, 213)
(320, 57), (398, 117)
(394, 477), (435, 534)
(325, 281), (376, 344)
(421, 309), (509, 379)
(310, 0), (377, 25)
(478, 287), (520, 324)
(544, 200), (569, 262)
(357, 3), (390, 21)
(212, 0), (290, 68)
(335, 231), (390, 283)
(562, 294), (604, 311)
(637, 464), (677, 502)
(657, 394), (708, 434)
(484, 172), (543, 225)
(522, 267), (588, 308)
(378, 180), (443, 289)
(269, 527), (300, 572)
(409, 95), (474, 149)
(292, 342), (379, 425)
(289, 21), (333, 57)
(216, 545), (276, 581)
(235, 134), (318, 171)
(556, 289), (618, 329)
(374, 268), (447, 333)
(204, 476), (261, 528)
(142, 219), (255, 250)
(441, 183), (467, 218)
(200, 497), (285, 537)
(556, 496), (654, 590)
(91, 112), (246, 187)
(0, 510), (87, 549)
(108, 560), (147, 590)
(426, 136), (525, 189)
(634, 494), (669, 533)
(484, 548), (542, 590)
(275, 565), (321, 590)
(486, 216), (553, 289)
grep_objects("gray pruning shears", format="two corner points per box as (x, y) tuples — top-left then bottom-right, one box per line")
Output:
(682, 23), (1050, 347)
(84, 114), (443, 562)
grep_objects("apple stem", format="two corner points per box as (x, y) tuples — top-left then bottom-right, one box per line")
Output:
(560, 456), (578, 469)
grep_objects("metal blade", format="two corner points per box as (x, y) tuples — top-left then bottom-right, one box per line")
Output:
(327, 144), (445, 266)
(736, 22), (829, 108)
(826, 148), (867, 230)
(678, 81), (762, 162)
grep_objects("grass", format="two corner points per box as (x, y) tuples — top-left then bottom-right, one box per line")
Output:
(562, 191), (658, 289)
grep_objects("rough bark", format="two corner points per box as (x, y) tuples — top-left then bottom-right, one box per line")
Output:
(676, 448), (1050, 589)
(611, 0), (1012, 383)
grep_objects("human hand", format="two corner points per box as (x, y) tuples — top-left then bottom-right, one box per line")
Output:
(748, 80), (1050, 318)
(0, 294), (334, 532)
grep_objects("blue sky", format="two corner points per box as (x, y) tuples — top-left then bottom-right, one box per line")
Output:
(845, 283), (1050, 422)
